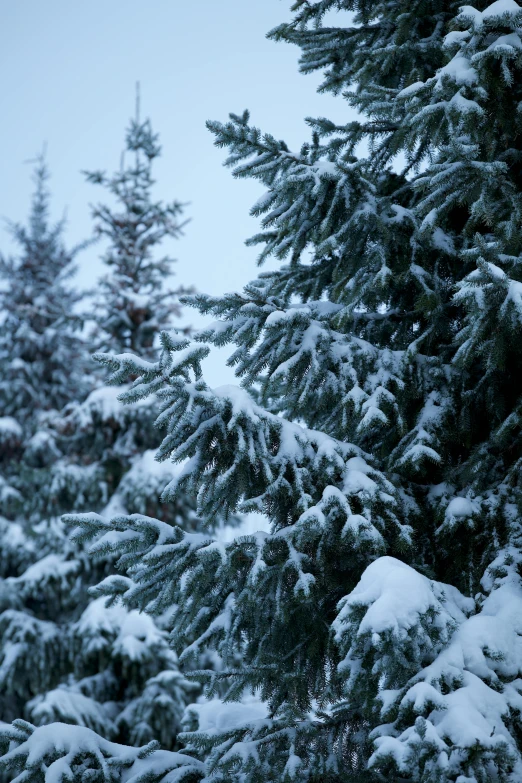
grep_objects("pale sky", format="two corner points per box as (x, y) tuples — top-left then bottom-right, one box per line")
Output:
(1, 1), (353, 385)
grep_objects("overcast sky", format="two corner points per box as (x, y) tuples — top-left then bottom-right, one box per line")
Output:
(1, 1), (353, 385)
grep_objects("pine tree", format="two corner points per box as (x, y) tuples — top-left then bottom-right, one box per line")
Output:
(4, 1), (522, 782)
(86, 87), (190, 359)
(43, 91), (195, 528)
(0, 158), (93, 726)
(0, 110), (198, 750)
(0, 157), (90, 524)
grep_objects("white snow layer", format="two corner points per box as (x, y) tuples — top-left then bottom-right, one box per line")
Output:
(334, 554), (522, 777)
(185, 693), (268, 735)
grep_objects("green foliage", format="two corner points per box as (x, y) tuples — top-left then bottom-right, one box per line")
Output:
(0, 720), (203, 783)
(0, 111), (200, 754)
(85, 91), (192, 358)
(0, 159), (91, 523)
(4, 1), (522, 781)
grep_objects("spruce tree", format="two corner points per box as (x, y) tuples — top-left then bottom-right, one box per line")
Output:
(86, 88), (190, 358)
(4, 2), (522, 782)
(0, 158), (93, 727)
(43, 92), (195, 527)
(0, 111), (198, 750)
(0, 157), (90, 524)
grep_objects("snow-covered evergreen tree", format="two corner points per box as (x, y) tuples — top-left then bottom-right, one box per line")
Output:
(0, 112), (198, 750)
(86, 88), (190, 359)
(0, 157), (90, 523)
(0, 157), (92, 727)
(4, 2), (522, 782)
(44, 91), (194, 526)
